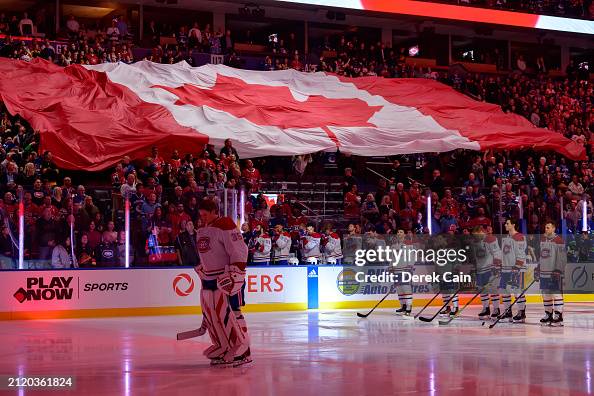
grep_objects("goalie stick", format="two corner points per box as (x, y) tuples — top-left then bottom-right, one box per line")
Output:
(176, 323), (207, 340)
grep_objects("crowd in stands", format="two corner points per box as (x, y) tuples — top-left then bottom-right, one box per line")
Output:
(0, 9), (592, 269)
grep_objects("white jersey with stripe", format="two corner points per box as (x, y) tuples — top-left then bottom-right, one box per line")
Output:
(473, 235), (502, 274)
(324, 232), (343, 259)
(501, 233), (526, 273)
(539, 234), (566, 277)
(253, 234), (272, 263)
(272, 232), (291, 261)
(195, 216), (248, 280)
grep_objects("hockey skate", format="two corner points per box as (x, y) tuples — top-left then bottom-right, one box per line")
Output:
(209, 357), (233, 368)
(448, 307), (459, 317)
(540, 311), (553, 326)
(439, 306), (451, 316)
(395, 306), (408, 315)
(478, 306), (490, 319)
(232, 348), (253, 368)
(550, 311), (563, 327)
(490, 308), (500, 319)
(513, 309), (526, 323)
(499, 309), (513, 322)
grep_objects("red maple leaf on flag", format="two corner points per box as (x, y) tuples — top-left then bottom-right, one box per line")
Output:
(152, 74), (383, 147)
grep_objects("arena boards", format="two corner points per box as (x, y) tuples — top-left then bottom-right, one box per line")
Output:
(2, 265), (593, 320)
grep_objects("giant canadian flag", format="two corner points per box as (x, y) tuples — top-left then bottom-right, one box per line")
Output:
(0, 58), (585, 170)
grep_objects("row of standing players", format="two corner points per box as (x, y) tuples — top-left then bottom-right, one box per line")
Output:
(246, 223), (343, 265)
(392, 218), (566, 327)
(190, 204), (567, 369)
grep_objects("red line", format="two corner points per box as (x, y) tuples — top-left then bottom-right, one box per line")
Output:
(322, 126), (340, 148)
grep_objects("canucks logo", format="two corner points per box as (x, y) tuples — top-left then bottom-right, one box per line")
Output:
(337, 269), (359, 296)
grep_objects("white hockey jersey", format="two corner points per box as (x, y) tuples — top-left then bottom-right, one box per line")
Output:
(539, 234), (566, 277)
(501, 233), (526, 272)
(390, 239), (415, 271)
(473, 235), (502, 274)
(323, 232), (343, 260)
(252, 234), (272, 264)
(272, 231), (291, 262)
(342, 235), (362, 264)
(301, 232), (322, 259)
(195, 216), (248, 280)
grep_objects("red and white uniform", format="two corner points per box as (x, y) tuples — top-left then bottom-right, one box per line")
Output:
(301, 232), (322, 260)
(195, 217), (247, 280)
(323, 232), (343, 261)
(272, 231), (291, 262)
(475, 235), (502, 275)
(195, 216), (250, 361)
(252, 234), (272, 264)
(501, 233), (526, 273)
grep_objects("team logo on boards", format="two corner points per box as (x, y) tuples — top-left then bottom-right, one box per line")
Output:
(336, 269), (359, 296)
(14, 277), (74, 303)
(572, 265), (588, 289)
(173, 273), (195, 297)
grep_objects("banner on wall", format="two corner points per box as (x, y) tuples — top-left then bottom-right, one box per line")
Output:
(1, 267), (307, 315)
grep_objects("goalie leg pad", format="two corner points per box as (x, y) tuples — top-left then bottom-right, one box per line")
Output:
(201, 288), (249, 361)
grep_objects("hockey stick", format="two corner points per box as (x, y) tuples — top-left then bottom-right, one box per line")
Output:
(418, 288), (461, 323)
(489, 278), (536, 329)
(356, 286), (394, 318)
(176, 322), (207, 340)
(413, 290), (441, 319)
(443, 274), (501, 326)
(439, 277), (496, 325)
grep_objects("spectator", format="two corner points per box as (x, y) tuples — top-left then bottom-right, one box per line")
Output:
(18, 12), (33, 36)
(51, 236), (77, 268)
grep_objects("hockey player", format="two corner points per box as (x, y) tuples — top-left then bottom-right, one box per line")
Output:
(301, 224), (321, 264)
(437, 232), (460, 317)
(194, 198), (252, 367)
(251, 225), (272, 265)
(390, 229), (414, 316)
(499, 218), (527, 323)
(471, 226), (502, 319)
(537, 221), (566, 326)
(272, 224), (291, 265)
(322, 225), (343, 264)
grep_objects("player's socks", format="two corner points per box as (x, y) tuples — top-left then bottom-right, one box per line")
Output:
(490, 308), (500, 319)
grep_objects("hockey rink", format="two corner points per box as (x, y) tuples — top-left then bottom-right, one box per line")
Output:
(2, 304), (594, 395)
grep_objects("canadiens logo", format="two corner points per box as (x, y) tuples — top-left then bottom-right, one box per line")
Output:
(197, 237), (211, 253)
(476, 248), (486, 258)
(503, 245), (511, 254)
(541, 248), (551, 258)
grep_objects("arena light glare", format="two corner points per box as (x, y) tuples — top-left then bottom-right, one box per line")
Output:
(272, 0), (594, 35)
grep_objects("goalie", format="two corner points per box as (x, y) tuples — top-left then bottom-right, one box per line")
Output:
(194, 198), (252, 367)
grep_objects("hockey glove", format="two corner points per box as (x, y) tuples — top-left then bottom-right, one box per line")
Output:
(533, 266), (540, 282)
(217, 266), (246, 296)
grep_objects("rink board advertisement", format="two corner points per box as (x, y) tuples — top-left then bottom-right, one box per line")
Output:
(0, 267), (308, 319)
(1, 263), (592, 319)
